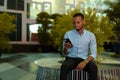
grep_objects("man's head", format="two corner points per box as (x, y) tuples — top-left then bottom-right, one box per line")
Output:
(73, 13), (85, 30)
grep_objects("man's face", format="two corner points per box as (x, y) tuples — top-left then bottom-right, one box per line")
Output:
(73, 16), (85, 30)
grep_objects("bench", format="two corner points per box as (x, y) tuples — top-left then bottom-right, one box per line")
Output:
(36, 66), (120, 80)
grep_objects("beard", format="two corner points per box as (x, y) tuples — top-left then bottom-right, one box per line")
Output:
(75, 26), (83, 31)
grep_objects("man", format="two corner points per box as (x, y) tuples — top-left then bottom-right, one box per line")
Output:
(60, 13), (98, 80)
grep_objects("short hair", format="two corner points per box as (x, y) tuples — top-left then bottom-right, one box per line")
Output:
(73, 13), (84, 20)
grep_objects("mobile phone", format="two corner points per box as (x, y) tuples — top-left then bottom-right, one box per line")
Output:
(64, 38), (73, 47)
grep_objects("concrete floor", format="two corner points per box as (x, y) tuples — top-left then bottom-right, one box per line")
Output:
(0, 52), (120, 80)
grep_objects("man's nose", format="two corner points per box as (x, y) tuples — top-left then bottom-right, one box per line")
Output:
(74, 23), (77, 26)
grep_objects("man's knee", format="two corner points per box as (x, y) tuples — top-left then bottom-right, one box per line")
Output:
(61, 59), (75, 71)
(61, 61), (72, 70)
(86, 61), (98, 71)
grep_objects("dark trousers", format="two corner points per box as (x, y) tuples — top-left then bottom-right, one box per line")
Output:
(60, 57), (98, 80)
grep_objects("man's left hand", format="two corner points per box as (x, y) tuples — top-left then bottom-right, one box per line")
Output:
(76, 61), (87, 70)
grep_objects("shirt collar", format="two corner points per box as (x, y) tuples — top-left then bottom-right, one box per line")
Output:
(74, 29), (85, 35)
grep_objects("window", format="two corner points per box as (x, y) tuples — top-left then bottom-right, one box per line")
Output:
(7, 0), (16, 10)
(27, 24), (42, 41)
(32, 0), (40, 2)
(79, 2), (85, 12)
(17, 0), (24, 10)
(7, 0), (24, 11)
(7, 12), (22, 41)
(66, 0), (75, 4)
(65, 4), (74, 14)
(43, 2), (51, 14)
(27, 3), (42, 19)
(0, 0), (4, 6)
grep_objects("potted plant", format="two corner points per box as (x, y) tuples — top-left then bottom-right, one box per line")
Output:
(0, 12), (15, 59)
(36, 12), (52, 52)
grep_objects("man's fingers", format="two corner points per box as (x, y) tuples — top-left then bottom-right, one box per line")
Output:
(76, 68), (81, 70)
(65, 43), (72, 48)
(76, 66), (82, 70)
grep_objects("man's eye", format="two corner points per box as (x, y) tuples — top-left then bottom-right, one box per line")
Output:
(74, 22), (80, 24)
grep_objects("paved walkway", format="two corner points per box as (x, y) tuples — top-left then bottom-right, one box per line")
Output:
(0, 51), (119, 80)
(0, 53), (60, 80)
(97, 51), (120, 68)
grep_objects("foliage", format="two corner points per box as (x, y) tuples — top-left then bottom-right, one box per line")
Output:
(104, 0), (120, 41)
(50, 15), (73, 51)
(36, 12), (51, 32)
(36, 12), (52, 46)
(50, 13), (62, 21)
(51, 8), (114, 54)
(84, 8), (114, 54)
(38, 27), (52, 46)
(0, 12), (16, 50)
(50, 8), (82, 51)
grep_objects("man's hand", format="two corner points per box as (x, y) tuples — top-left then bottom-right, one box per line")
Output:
(76, 56), (93, 70)
(76, 61), (87, 70)
(63, 42), (72, 54)
(64, 42), (72, 49)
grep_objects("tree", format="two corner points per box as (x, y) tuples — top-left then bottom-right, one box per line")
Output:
(104, 0), (120, 41)
(36, 12), (51, 45)
(50, 8), (114, 54)
(0, 12), (16, 58)
(84, 8), (114, 54)
(50, 14), (74, 52)
(50, 13), (62, 23)
(36, 12), (51, 33)
(103, 0), (120, 55)
(36, 12), (53, 52)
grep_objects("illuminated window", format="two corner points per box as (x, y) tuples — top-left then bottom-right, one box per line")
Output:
(27, 3), (42, 19)
(43, 2), (51, 14)
(79, 2), (85, 12)
(27, 24), (42, 41)
(66, 0), (75, 4)
(32, 0), (40, 2)
(65, 4), (74, 14)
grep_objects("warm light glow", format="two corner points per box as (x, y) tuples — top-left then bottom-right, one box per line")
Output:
(29, 24), (42, 33)
(30, 3), (42, 19)
(66, 0), (75, 4)
(32, 0), (41, 2)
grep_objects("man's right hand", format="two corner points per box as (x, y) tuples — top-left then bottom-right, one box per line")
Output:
(64, 42), (72, 49)
(63, 42), (72, 54)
